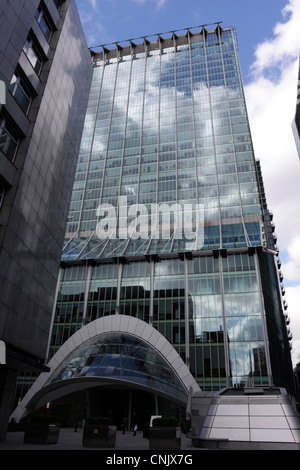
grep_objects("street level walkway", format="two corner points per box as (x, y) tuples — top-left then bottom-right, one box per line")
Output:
(0, 428), (202, 451)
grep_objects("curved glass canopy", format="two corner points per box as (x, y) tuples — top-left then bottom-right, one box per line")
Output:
(61, 221), (262, 262)
(50, 333), (187, 403)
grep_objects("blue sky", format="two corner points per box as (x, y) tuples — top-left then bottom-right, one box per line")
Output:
(75, 0), (300, 364)
(76, 0), (286, 81)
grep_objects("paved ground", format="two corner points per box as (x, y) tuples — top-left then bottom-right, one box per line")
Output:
(0, 428), (201, 451)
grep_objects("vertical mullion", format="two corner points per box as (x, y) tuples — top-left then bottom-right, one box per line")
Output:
(77, 64), (105, 233)
(203, 30), (223, 249)
(98, 58), (120, 209)
(217, 27), (250, 247)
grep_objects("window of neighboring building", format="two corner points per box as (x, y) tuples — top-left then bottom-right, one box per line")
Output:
(0, 118), (20, 163)
(35, 4), (54, 42)
(9, 72), (33, 115)
(0, 182), (5, 209)
(23, 35), (44, 76)
(53, 0), (64, 11)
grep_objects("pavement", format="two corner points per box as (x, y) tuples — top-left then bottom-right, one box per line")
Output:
(0, 428), (203, 451)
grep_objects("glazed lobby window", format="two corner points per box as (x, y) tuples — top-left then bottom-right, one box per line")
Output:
(9, 73), (33, 115)
(0, 118), (20, 162)
(23, 36), (44, 76)
(35, 5), (53, 42)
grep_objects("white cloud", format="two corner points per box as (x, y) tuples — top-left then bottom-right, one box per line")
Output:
(244, 0), (300, 363)
(87, 0), (97, 10)
(291, 339), (300, 366)
(76, 1), (113, 47)
(77, 0), (168, 46)
(283, 236), (300, 282)
(250, 0), (300, 75)
(130, 0), (167, 8)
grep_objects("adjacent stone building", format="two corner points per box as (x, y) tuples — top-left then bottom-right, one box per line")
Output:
(0, 0), (92, 439)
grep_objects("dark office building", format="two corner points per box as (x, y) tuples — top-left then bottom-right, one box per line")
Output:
(12, 26), (295, 431)
(0, 0), (92, 439)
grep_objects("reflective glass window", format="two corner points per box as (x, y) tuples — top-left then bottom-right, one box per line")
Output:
(0, 117), (20, 162)
(23, 36), (44, 75)
(35, 5), (54, 42)
(9, 72), (33, 115)
(49, 333), (187, 403)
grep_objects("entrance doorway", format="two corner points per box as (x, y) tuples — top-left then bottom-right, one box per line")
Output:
(47, 387), (184, 431)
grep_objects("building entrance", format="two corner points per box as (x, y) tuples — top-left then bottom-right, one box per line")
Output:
(11, 316), (200, 424)
(45, 387), (184, 431)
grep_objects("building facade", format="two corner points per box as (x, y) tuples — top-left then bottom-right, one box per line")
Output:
(292, 59), (300, 414)
(13, 25), (295, 428)
(292, 58), (300, 158)
(0, 0), (92, 439)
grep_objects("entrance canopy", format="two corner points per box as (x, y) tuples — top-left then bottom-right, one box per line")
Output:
(12, 315), (200, 422)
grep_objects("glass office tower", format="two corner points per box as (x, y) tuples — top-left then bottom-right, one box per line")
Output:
(28, 25), (293, 421)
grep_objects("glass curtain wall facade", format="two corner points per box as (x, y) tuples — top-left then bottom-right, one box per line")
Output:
(47, 25), (293, 394)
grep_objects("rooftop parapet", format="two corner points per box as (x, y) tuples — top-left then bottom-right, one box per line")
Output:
(89, 23), (231, 63)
